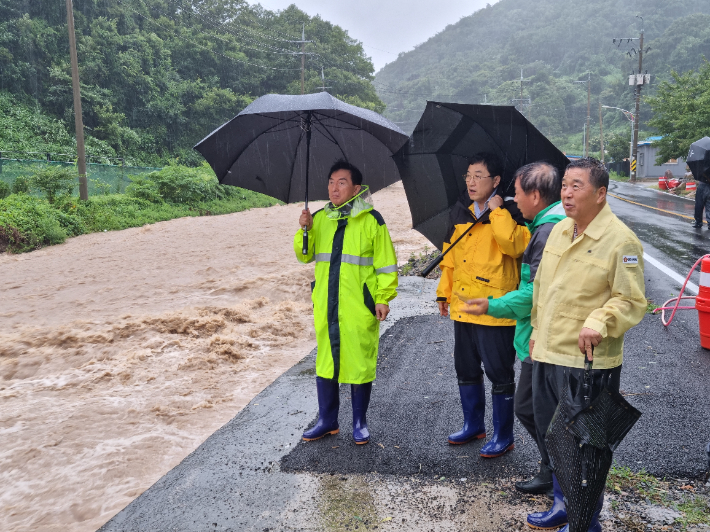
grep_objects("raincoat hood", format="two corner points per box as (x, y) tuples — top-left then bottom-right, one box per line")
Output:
(324, 185), (373, 219)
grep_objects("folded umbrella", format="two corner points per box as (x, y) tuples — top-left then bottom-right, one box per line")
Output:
(687, 137), (710, 183)
(545, 356), (642, 532)
(393, 102), (569, 252)
(194, 92), (408, 253)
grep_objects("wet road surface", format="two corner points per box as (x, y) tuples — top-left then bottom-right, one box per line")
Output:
(100, 183), (710, 531)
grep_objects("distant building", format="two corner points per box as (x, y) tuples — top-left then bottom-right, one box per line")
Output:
(636, 136), (687, 178)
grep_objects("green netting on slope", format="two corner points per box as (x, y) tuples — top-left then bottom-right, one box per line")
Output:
(0, 157), (161, 195)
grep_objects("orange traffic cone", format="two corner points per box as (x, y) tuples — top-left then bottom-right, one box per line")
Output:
(696, 257), (710, 350)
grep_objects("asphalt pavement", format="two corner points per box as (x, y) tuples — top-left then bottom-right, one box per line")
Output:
(99, 182), (710, 531)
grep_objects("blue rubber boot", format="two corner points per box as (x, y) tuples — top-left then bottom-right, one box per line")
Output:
(527, 474), (568, 529)
(302, 377), (340, 441)
(557, 492), (604, 532)
(351, 382), (373, 444)
(448, 384), (486, 444)
(480, 388), (515, 458)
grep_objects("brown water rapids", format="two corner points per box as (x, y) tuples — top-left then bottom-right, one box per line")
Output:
(0, 183), (430, 531)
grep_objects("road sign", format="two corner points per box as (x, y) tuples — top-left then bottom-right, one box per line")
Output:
(630, 159), (637, 171)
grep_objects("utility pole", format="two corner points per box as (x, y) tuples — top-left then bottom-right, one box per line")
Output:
(585, 72), (591, 157)
(631, 27), (644, 183)
(612, 16), (650, 183)
(318, 67), (332, 92)
(599, 102), (605, 163)
(285, 24), (314, 95)
(511, 69), (531, 117)
(572, 75), (591, 157)
(65, 0), (88, 200)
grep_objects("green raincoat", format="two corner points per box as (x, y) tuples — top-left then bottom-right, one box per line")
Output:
(486, 201), (566, 361)
(294, 188), (398, 384)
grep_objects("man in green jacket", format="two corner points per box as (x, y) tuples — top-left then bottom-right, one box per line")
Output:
(294, 160), (398, 445)
(463, 161), (565, 495)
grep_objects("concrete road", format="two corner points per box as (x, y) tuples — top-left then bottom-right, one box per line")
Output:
(99, 182), (710, 531)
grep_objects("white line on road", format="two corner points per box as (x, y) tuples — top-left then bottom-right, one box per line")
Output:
(643, 252), (699, 295)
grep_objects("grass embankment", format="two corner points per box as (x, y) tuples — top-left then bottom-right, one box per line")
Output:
(609, 170), (630, 182)
(607, 465), (710, 529)
(0, 164), (280, 253)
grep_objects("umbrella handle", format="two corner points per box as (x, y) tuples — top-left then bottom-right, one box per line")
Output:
(302, 226), (309, 255)
(583, 349), (593, 406)
(419, 209), (490, 277)
(420, 253), (444, 277)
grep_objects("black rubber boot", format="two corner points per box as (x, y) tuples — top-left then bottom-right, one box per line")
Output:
(515, 462), (553, 495)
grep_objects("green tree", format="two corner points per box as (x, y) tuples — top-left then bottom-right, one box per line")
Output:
(30, 166), (76, 203)
(605, 131), (631, 162)
(646, 61), (710, 164)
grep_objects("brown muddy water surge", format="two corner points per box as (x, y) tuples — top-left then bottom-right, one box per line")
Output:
(0, 183), (430, 532)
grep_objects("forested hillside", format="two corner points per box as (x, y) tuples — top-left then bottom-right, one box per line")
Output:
(375, 0), (710, 154)
(0, 0), (383, 165)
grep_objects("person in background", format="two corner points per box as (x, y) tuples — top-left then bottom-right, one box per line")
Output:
(295, 160), (398, 445)
(462, 161), (565, 496)
(693, 178), (710, 229)
(436, 152), (530, 458)
(526, 158), (646, 532)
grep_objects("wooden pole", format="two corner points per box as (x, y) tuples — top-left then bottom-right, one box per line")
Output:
(65, 0), (88, 200)
(585, 73), (591, 157)
(599, 102), (605, 163)
(631, 30), (643, 184)
(300, 25), (305, 95)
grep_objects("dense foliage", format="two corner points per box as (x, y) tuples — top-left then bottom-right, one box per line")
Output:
(0, 164), (279, 252)
(375, 0), (710, 157)
(646, 61), (710, 163)
(0, 0), (383, 166)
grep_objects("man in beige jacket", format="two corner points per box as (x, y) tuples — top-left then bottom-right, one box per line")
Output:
(525, 158), (647, 532)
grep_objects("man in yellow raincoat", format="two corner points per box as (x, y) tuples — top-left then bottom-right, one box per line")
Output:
(437, 152), (530, 457)
(295, 160), (398, 444)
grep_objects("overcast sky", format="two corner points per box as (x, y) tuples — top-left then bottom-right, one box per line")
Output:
(248, 0), (499, 71)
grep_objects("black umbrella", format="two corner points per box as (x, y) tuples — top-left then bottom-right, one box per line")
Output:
(687, 137), (710, 183)
(194, 92), (407, 253)
(393, 102), (569, 256)
(194, 92), (407, 201)
(545, 357), (642, 532)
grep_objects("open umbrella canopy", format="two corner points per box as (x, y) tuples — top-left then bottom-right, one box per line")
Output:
(687, 137), (710, 183)
(194, 92), (407, 203)
(393, 102), (569, 250)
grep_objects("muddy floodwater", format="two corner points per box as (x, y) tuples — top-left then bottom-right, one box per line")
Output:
(0, 183), (430, 532)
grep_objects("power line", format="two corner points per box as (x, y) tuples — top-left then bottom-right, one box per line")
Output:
(113, 0), (302, 71)
(138, 0), (300, 55)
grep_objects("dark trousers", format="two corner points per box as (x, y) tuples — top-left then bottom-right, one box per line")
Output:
(532, 361), (622, 468)
(695, 181), (710, 224)
(514, 360), (537, 442)
(453, 321), (516, 392)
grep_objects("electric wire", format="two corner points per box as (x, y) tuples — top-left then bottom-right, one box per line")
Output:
(113, 0), (302, 71)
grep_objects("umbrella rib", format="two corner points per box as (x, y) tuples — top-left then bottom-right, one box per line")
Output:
(311, 114), (347, 159)
(285, 125), (306, 204)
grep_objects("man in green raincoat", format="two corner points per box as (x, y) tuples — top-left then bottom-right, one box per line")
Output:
(463, 161), (565, 495)
(294, 159), (398, 444)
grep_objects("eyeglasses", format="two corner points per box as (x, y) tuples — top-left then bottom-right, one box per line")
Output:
(463, 173), (492, 183)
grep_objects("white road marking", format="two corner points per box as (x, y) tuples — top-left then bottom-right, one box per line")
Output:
(643, 252), (699, 295)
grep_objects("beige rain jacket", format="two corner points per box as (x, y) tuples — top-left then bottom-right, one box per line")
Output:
(530, 202), (646, 369)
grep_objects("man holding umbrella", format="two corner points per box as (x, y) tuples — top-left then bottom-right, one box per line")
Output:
(526, 158), (646, 531)
(462, 161), (565, 492)
(295, 160), (398, 445)
(436, 152), (530, 458)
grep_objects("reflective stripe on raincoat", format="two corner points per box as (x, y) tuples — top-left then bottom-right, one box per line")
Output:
(294, 189), (398, 384)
